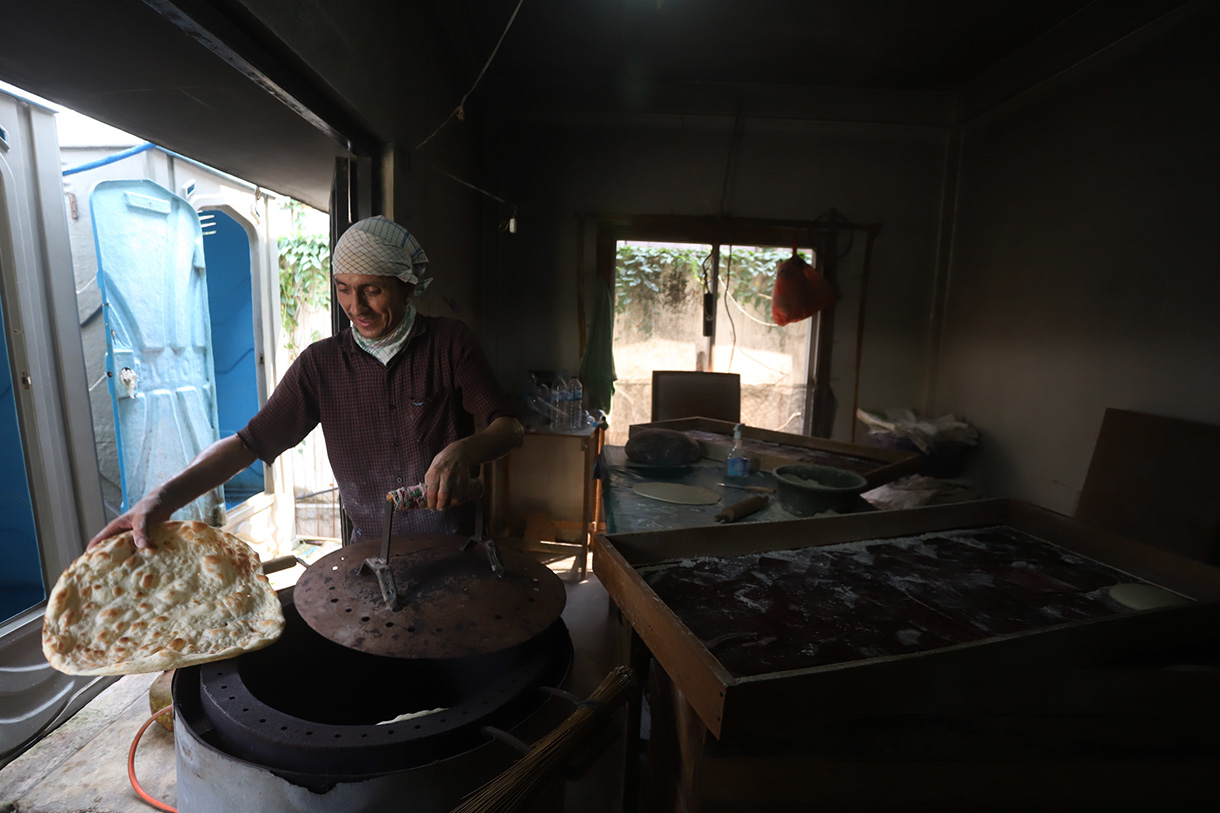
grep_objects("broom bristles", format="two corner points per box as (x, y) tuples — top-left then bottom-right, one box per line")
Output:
(450, 666), (636, 813)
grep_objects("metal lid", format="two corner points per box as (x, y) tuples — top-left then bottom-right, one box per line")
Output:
(293, 534), (566, 659)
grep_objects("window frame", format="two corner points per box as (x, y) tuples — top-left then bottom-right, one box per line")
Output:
(592, 213), (838, 437)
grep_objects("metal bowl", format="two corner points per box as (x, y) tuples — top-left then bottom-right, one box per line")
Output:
(772, 464), (870, 516)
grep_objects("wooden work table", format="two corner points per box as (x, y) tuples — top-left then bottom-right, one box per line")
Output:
(599, 419), (922, 536)
(597, 445), (855, 534)
(593, 500), (1220, 812)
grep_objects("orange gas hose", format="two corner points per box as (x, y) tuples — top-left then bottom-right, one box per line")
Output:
(128, 703), (176, 813)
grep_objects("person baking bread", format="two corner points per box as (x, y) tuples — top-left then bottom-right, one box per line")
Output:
(88, 216), (523, 550)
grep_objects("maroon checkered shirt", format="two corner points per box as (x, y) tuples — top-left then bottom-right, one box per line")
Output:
(238, 315), (514, 541)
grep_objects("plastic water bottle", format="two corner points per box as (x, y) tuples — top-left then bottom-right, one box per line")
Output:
(725, 422), (750, 480)
(551, 372), (567, 430)
(567, 375), (584, 430)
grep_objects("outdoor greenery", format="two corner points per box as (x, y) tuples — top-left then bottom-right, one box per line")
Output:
(614, 243), (799, 334)
(277, 200), (330, 357)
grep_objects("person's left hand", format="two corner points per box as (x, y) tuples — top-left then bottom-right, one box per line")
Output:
(423, 441), (476, 510)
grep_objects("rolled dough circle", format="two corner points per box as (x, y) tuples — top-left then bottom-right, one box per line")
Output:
(632, 482), (721, 505)
(1108, 582), (1192, 611)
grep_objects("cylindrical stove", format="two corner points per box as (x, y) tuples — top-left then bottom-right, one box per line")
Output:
(172, 534), (575, 812)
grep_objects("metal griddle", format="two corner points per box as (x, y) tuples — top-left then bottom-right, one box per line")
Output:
(294, 533), (566, 659)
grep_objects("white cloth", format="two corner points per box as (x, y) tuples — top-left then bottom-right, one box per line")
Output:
(352, 304), (416, 366)
(332, 216), (432, 293)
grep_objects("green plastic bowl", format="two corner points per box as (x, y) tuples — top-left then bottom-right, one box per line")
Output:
(773, 464), (869, 516)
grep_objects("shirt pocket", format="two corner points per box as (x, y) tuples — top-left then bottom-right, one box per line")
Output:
(405, 388), (455, 452)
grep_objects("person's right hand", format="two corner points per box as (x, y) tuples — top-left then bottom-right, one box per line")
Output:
(86, 490), (173, 551)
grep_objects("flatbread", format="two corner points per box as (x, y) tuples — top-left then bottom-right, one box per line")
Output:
(632, 482), (721, 505)
(42, 521), (285, 676)
(377, 707), (446, 726)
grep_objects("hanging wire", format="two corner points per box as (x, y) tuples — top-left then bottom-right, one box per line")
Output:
(680, 113), (717, 215)
(732, 345), (791, 382)
(722, 245), (738, 371)
(811, 208), (857, 258)
(423, 161), (510, 204)
(718, 115), (745, 216)
(409, 0), (525, 212)
(725, 286), (776, 327)
(699, 248), (713, 294)
(414, 0), (526, 152)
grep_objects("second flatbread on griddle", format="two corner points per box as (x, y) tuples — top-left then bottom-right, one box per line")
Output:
(42, 521), (284, 676)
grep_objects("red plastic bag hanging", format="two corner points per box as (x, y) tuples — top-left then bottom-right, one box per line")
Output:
(771, 253), (834, 326)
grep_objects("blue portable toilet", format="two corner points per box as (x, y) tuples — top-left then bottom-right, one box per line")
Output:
(62, 138), (296, 554)
(91, 179), (227, 524)
(0, 291), (43, 620)
(200, 209), (264, 507)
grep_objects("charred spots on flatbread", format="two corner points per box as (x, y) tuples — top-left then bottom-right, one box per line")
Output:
(41, 521), (284, 676)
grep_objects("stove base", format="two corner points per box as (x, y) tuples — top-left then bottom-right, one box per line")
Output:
(174, 694), (566, 813)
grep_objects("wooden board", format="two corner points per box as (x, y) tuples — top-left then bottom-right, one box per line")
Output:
(0, 673), (177, 812)
(629, 417), (919, 487)
(592, 499), (1220, 742)
(1076, 407), (1220, 565)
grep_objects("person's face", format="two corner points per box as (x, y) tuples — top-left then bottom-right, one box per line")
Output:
(334, 273), (413, 339)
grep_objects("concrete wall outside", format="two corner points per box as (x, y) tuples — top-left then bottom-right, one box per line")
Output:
(935, 3), (1220, 513)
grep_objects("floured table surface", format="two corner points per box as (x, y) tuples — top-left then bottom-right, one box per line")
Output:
(685, 429), (882, 474)
(640, 525), (1177, 677)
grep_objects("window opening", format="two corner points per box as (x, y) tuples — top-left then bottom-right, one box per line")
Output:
(274, 199), (340, 547)
(53, 102), (334, 551)
(201, 209), (263, 507)
(608, 238), (817, 446)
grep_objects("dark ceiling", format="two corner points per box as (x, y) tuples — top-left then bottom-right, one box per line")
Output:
(0, 0), (1172, 211)
(447, 0), (1094, 92)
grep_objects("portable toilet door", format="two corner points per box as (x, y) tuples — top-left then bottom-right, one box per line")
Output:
(199, 208), (263, 507)
(0, 248), (42, 621)
(90, 178), (225, 524)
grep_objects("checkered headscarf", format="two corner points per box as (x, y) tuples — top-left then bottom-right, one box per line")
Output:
(331, 216), (432, 294)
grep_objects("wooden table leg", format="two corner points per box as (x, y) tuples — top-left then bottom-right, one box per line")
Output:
(620, 622), (651, 813)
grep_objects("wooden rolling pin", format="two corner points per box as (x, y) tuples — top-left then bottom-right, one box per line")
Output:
(714, 494), (769, 523)
(716, 483), (775, 494)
